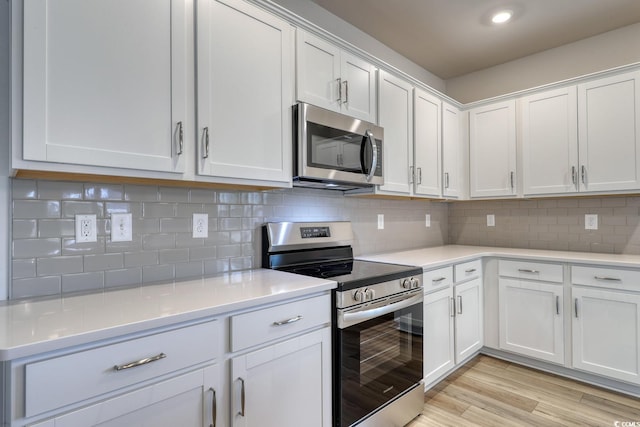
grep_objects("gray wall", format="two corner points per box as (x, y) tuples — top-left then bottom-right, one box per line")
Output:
(10, 179), (448, 299)
(446, 23), (640, 103)
(449, 196), (640, 254)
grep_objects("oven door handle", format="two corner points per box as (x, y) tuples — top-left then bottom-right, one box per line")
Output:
(338, 292), (423, 329)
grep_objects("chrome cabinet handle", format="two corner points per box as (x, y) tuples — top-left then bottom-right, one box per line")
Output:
(450, 297), (455, 317)
(518, 269), (539, 274)
(409, 165), (415, 184)
(581, 165), (586, 184)
(362, 130), (378, 183)
(571, 166), (577, 186)
(176, 121), (184, 155)
(273, 315), (303, 326)
(457, 295), (463, 314)
(113, 352), (166, 371)
(203, 127), (210, 159)
(574, 298), (579, 318)
(465, 268), (477, 274)
(237, 378), (246, 417)
(432, 277), (447, 283)
(209, 387), (217, 427)
(444, 172), (450, 189)
(343, 80), (349, 104)
(594, 276), (622, 282)
(336, 77), (342, 103)
(417, 167), (423, 184)
(510, 171), (515, 190)
(556, 296), (560, 315)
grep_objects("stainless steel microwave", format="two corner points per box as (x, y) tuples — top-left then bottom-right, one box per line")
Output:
(293, 103), (384, 190)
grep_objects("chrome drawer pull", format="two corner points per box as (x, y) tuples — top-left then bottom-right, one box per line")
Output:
(432, 277), (447, 283)
(465, 268), (477, 273)
(113, 352), (166, 371)
(594, 276), (622, 282)
(518, 269), (539, 274)
(273, 315), (303, 326)
(238, 378), (246, 417)
(457, 295), (463, 315)
(556, 296), (560, 315)
(176, 121), (184, 155)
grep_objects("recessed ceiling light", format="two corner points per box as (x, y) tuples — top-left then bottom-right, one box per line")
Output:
(491, 10), (513, 24)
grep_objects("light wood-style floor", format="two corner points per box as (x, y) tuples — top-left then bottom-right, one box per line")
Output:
(407, 355), (640, 427)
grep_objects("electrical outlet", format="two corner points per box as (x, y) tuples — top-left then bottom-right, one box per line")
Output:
(487, 214), (495, 227)
(585, 214), (598, 230)
(425, 214), (431, 228)
(75, 214), (97, 243)
(377, 214), (384, 230)
(193, 213), (209, 238)
(111, 213), (133, 242)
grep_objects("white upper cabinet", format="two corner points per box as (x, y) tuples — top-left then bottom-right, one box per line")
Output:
(469, 100), (517, 198)
(413, 88), (442, 197)
(577, 70), (640, 193)
(196, 0), (293, 185)
(21, 0), (188, 173)
(442, 102), (463, 199)
(296, 29), (377, 122)
(521, 87), (579, 196)
(378, 70), (414, 194)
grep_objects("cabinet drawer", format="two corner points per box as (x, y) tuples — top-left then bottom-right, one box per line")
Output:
(572, 265), (640, 291)
(423, 266), (453, 293)
(25, 320), (218, 417)
(455, 260), (482, 283)
(231, 294), (330, 352)
(499, 259), (563, 283)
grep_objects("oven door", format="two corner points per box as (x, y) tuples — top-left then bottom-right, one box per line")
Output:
(335, 289), (423, 427)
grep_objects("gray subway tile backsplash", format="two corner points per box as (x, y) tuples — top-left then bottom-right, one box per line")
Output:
(7, 178), (438, 299)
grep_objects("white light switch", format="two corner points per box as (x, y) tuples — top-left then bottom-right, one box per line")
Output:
(425, 214), (431, 228)
(377, 214), (384, 230)
(487, 214), (495, 227)
(111, 213), (133, 242)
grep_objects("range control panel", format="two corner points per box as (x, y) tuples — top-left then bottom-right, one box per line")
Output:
(300, 226), (331, 238)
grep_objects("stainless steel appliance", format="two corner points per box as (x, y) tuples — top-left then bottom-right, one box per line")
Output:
(262, 221), (424, 427)
(293, 103), (384, 190)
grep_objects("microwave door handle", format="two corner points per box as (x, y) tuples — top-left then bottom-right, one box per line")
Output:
(361, 130), (377, 182)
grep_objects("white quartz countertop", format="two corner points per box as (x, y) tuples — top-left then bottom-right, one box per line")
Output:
(358, 245), (640, 270)
(0, 269), (336, 361)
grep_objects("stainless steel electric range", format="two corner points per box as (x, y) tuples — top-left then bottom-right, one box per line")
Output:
(262, 221), (424, 427)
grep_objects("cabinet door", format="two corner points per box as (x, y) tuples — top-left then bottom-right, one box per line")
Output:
(413, 89), (441, 197)
(197, 0), (293, 184)
(499, 278), (564, 364)
(469, 100), (517, 198)
(442, 102), (462, 199)
(22, 0), (187, 173)
(577, 71), (640, 193)
(231, 328), (331, 427)
(378, 71), (413, 194)
(572, 287), (640, 384)
(295, 29), (341, 112)
(454, 278), (483, 363)
(51, 367), (218, 427)
(423, 287), (455, 386)
(522, 87), (579, 196)
(340, 52), (377, 122)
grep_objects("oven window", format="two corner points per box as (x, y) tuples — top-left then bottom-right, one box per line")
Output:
(338, 302), (423, 427)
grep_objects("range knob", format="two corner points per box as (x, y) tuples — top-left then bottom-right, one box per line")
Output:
(401, 278), (411, 289)
(410, 277), (420, 289)
(365, 288), (375, 301)
(353, 289), (366, 302)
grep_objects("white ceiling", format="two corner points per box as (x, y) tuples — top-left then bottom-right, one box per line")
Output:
(310, 0), (640, 79)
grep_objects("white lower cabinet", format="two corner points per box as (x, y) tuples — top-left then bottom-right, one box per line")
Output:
(572, 265), (640, 385)
(11, 320), (220, 427)
(229, 294), (332, 427)
(498, 260), (565, 364)
(423, 261), (482, 387)
(454, 277), (483, 362)
(33, 366), (218, 427)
